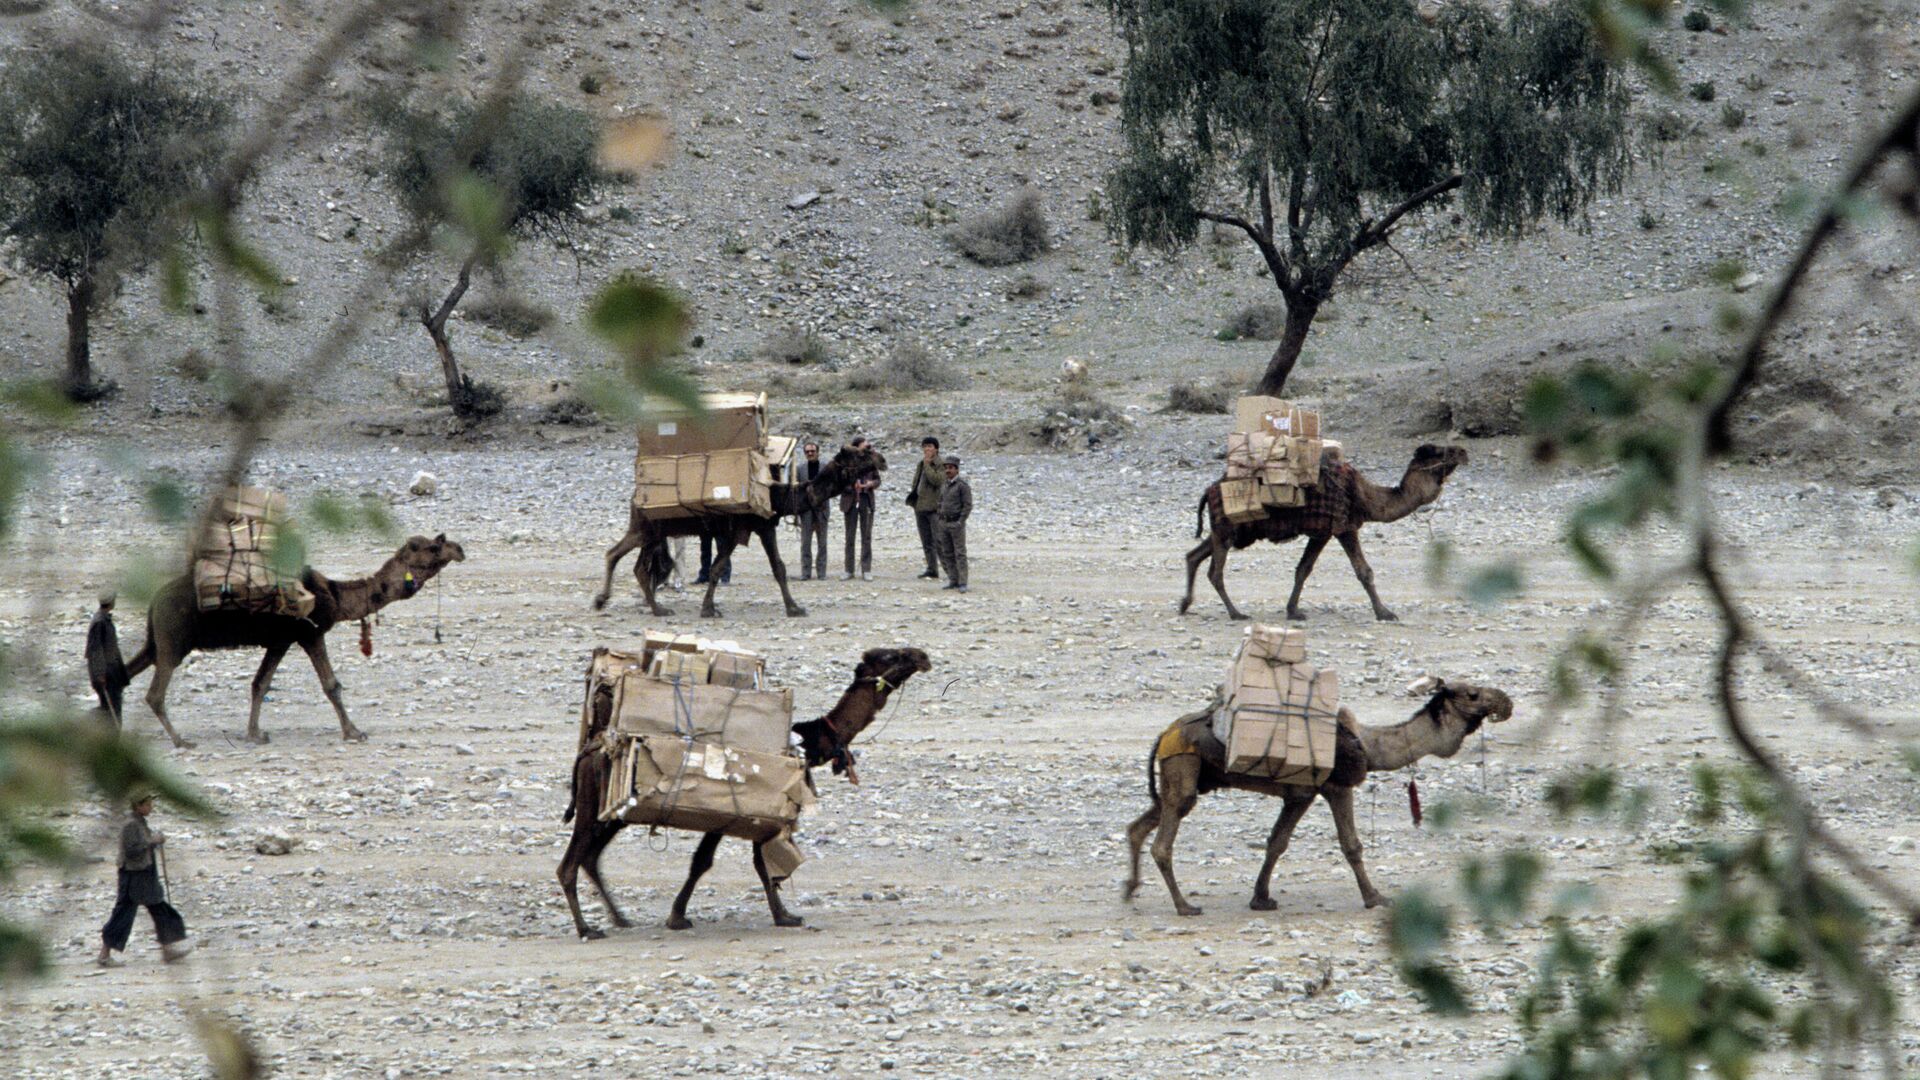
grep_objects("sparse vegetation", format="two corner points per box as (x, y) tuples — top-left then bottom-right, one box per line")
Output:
(1166, 378), (1237, 413)
(758, 325), (834, 366)
(1004, 273), (1047, 299)
(451, 375), (506, 418)
(540, 395), (596, 425)
(462, 291), (554, 338)
(1721, 104), (1748, 130)
(1647, 108), (1689, 142)
(1688, 80), (1716, 102)
(1637, 208), (1662, 230)
(846, 340), (968, 392)
(947, 188), (1051, 266)
(578, 73), (603, 95)
(1220, 303), (1289, 341)
(1682, 9), (1712, 31)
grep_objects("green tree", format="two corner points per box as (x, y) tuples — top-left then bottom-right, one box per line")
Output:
(0, 41), (231, 402)
(1105, 0), (1632, 394)
(378, 94), (609, 418)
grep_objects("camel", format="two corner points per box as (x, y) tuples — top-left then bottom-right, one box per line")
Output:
(98, 535), (467, 748)
(557, 646), (932, 937)
(592, 443), (878, 619)
(1123, 677), (1513, 915)
(1180, 443), (1468, 622)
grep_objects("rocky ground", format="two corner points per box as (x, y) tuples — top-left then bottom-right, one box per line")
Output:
(3, 417), (1919, 1077)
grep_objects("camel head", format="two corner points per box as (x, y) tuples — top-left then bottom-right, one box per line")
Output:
(857, 647), (933, 694)
(802, 444), (880, 509)
(1406, 676), (1512, 755)
(394, 533), (467, 585)
(1407, 443), (1468, 485)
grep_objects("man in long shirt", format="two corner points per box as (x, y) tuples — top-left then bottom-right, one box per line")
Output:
(97, 794), (193, 967)
(905, 436), (945, 580)
(795, 442), (830, 580)
(839, 436), (886, 581)
(936, 454), (973, 593)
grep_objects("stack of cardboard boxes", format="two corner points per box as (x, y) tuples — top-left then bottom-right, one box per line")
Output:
(1211, 624), (1341, 784)
(1220, 396), (1329, 523)
(586, 632), (813, 879)
(633, 392), (795, 520)
(190, 486), (316, 619)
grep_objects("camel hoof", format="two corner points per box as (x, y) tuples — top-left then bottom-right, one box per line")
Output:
(1229, 611), (1251, 622)
(700, 608), (721, 619)
(172, 739), (197, 750)
(1121, 880), (1139, 902)
(651, 605), (674, 617)
(342, 727), (368, 743)
(242, 731), (270, 745)
(1364, 893), (1392, 909)
(1375, 610), (1400, 623)
(1176, 905), (1203, 917)
(666, 916), (693, 931)
(579, 927), (607, 941)
(774, 914), (805, 928)
(610, 915), (634, 929)
(1176, 601), (1192, 615)
(1285, 610), (1307, 623)
(591, 595), (608, 611)
(785, 606), (807, 618)
(1249, 896), (1277, 912)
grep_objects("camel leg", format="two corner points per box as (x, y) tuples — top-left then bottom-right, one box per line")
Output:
(1336, 531), (1397, 622)
(1325, 787), (1387, 908)
(594, 526), (642, 611)
(299, 638), (365, 743)
(751, 840), (804, 927)
(244, 642), (291, 744)
(1206, 535), (1248, 621)
(1122, 802), (1161, 901)
(636, 537), (674, 617)
(1250, 792), (1317, 910)
(1177, 539), (1211, 615)
(581, 821), (632, 929)
(1285, 534), (1332, 622)
(760, 526), (806, 618)
(142, 656), (192, 749)
(1151, 794), (1203, 917)
(558, 813), (608, 939)
(667, 830), (726, 930)
(699, 537), (733, 619)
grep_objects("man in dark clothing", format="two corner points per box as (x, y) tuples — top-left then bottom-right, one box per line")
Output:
(98, 794), (193, 967)
(935, 454), (973, 593)
(905, 437), (945, 580)
(86, 593), (127, 724)
(694, 533), (732, 586)
(839, 436), (886, 581)
(794, 441), (830, 580)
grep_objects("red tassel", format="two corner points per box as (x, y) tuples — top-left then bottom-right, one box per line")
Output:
(1407, 779), (1422, 827)
(359, 619), (373, 658)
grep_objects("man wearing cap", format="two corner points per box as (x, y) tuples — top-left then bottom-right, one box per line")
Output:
(904, 436), (945, 580)
(935, 454), (972, 593)
(795, 441), (830, 580)
(97, 793), (193, 967)
(839, 436), (886, 581)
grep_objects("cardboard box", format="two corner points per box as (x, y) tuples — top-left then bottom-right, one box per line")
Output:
(1242, 624), (1307, 664)
(191, 550), (316, 619)
(637, 392), (767, 457)
(1234, 396), (1305, 438)
(633, 448), (774, 520)
(1221, 477), (1268, 523)
(1287, 436), (1323, 479)
(1215, 661), (1340, 783)
(1259, 481), (1306, 508)
(613, 675), (795, 754)
(651, 649), (713, 684)
(708, 650), (765, 689)
(599, 736), (815, 842)
(581, 649), (649, 748)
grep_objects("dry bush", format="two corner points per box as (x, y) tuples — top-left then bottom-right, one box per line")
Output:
(948, 188), (1051, 266)
(758, 325), (833, 366)
(462, 292), (553, 338)
(1166, 378), (1237, 413)
(846, 341), (968, 393)
(1221, 303), (1287, 341)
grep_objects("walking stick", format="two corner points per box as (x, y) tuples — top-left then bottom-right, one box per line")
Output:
(158, 843), (172, 902)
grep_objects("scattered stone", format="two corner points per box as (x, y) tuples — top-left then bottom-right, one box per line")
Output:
(409, 471), (439, 497)
(254, 830), (299, 856)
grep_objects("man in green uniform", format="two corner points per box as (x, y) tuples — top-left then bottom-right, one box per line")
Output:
(936, 454), (972, 593)
(905, 436), (945, 580)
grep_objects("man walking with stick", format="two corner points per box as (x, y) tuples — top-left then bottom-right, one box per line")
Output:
(97, 792), (194, 967)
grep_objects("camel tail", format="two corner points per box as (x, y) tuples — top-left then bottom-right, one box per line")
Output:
(1194, 491), (1208, 539)
(1145, 739), (1160, 804)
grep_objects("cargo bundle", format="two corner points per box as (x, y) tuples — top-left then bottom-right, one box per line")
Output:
(1220, 396), (1332, 523)
(585, 633), (812, 880)
(1211, 624), (1341, 784)
(633, 392), (797, 521)
(190, 486), (316, 619)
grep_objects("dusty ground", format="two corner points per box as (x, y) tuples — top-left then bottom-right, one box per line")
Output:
(3, 416), (1919, 1077)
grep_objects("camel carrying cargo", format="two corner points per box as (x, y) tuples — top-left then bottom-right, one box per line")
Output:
(1211, 623), (1340, 783)
(632, 392), (798, 521)
(1220, 396), (1334, 523)
(190, 486), (317, 619)
(582, 636), (813, 879)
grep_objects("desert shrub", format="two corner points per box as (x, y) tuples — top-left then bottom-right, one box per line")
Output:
(541, 395), (595, 425)
(1688, 81), (1716, 102)
(947, 188), (1051, 266)
(846, 341), (968, 392)
(1720, 104), (1747, 130)
(579, 73), (603, 95)
(1005, 273), (1047, 299)
(1166, 379), (1235, 414)
(758, 326), (833, 366)
(1220, 303), (1288, 341)
(463, 292), (553, 338)
(1646, 108), (1688, 143)
(1682, 9), (1711, 31)
(451, 375), (506, 418)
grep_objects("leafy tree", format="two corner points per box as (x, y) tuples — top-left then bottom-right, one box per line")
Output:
(0, 41), (231, 401)
(1104, 0), (1632, 393)
(378, 94), (609, 418)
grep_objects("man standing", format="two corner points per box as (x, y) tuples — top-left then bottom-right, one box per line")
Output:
(97, 793), (193, 967)
(904, 437), (945, 580)
(795, 441), (830, 580)
(935, 454), (972, 593)
(839, 436), (886, 581)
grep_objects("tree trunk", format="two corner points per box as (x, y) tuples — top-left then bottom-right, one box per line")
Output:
(1255, 294), (1320, 396)
(423, 257), (476, 415)
(63, 275), (96, 399)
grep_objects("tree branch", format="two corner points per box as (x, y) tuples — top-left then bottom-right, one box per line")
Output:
(1196, 210), (1295, 296)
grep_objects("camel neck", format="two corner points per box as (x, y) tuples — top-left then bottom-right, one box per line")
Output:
(821, 682), (888, 742)
(1356, 467), (1444, 524)
(1354, 706), (1470, 773)
(329, 557), (425, 623)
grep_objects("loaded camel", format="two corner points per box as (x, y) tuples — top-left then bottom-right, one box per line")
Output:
(1181, 444), (1468, 622)
(558, 646), (932, 936)
(1124, 677), (1513, 915)
(93, 535), (466, 747)
(592, 443), (880, 619)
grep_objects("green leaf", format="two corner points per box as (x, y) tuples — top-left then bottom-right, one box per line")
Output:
(587, 274), (690, 358)
(4, 380), (81, 424)
(1464, 562), (1523, 608)
(0, 438), (42, 542)
(162, 248), (196, 314)
(1521, 377), (1571, 432)
(446, 172), (511, 261)
(198, 209), (284, 298)
(144, 479), (190, 524)
(1424, 537), (1455, 588)
(1707, 259), (1746, 285)
(1402, 961), (1471, 1016)
(267, 527), (308, 580)
(1389, 886), (1453, 958)
(0, 920), (49, 981)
